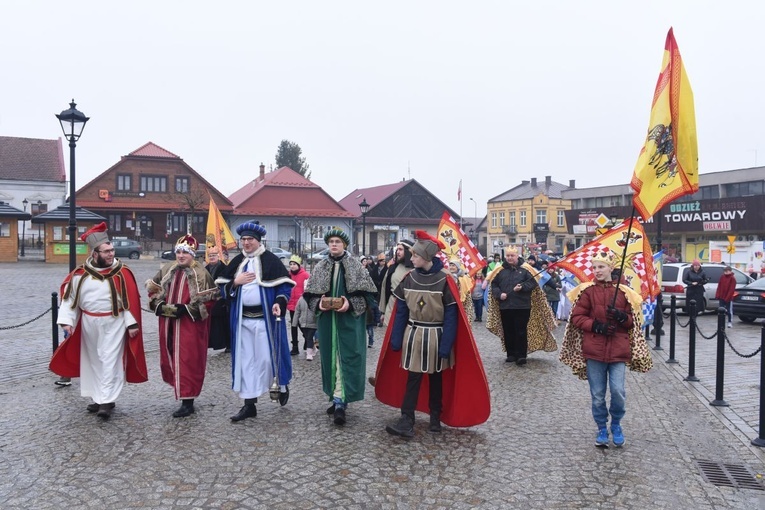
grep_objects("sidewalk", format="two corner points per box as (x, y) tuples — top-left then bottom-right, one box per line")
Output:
(0, 260), (764, 508)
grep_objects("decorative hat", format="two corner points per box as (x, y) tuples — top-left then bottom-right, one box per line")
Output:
(81, 222), (110, 251)
(175, 234), (198, 256)
(411, 230), (445, 261)
(504, 245), (519, 255)
(236, 221), (267, 241)
(398, 239), (414, 251)
(590, 248), (616, 267)
(289, 254), (303, 266)
(324, 228), (350, 247)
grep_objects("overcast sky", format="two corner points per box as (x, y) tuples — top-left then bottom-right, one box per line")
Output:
(2, 2), (763, 218)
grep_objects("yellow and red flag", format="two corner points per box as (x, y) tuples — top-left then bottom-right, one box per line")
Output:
(436, 212), (486, 277)
(553, 218), (659, 300)
(631, 28), (698, 220)
(205, 196), (236, 264)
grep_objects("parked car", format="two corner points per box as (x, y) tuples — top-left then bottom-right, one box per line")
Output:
(267, 247), (292, 260)
(112, 239), (142, 260)
(308, 248), (330, 261)
(732, 278), (765, 323)
(661, 263), (753, 312)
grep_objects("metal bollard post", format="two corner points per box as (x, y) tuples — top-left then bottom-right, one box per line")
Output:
(51, 292), (59, 352)
(751, 323), (765, 447)
(667, 295), (678, 363)
(710, 307), (729, 406)
(685, 299), (699, 381)
(653, 294), (663, 350)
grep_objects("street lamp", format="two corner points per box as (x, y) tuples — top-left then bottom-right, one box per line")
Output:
(469, 197), (478, 224)
(359, 198), (370, 256)
(56, 100), (89, 271)
(21, 198), (28, 257)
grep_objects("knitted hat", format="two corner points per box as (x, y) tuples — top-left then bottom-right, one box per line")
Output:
(591, 248), (616, 267)
(80, 222), (110, 251)
(324, 228), (350, 247)
(175, 234), (198, 256)
(411, 230), (445, 260)
(289, 254), (303, 266)
(237, 221), (266, 241)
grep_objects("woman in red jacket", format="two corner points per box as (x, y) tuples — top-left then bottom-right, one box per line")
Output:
(287, 255), (310, 355)
(715, 266), (736, 328)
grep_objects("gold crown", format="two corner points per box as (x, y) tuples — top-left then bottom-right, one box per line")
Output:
(590, 249), (616, 266)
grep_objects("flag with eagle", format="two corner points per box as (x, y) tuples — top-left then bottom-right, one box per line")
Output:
(436, 212), (486, 277)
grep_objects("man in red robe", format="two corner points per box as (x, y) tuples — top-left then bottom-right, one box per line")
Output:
(148, 235), (218, 418)
(51, 222), (148, 420)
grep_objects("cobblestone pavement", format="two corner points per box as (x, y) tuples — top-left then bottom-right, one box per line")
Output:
(2, 260), (765, 508)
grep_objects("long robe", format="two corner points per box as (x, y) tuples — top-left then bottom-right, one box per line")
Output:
(148, 262), (217, 400)
(206, 261), (230, 350)
(219, 249), (294, 397)
(51, 259), (148, 403)
(374, 274), (491, 427)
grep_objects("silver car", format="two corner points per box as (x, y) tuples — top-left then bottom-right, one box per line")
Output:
(661, 262), (753, 312)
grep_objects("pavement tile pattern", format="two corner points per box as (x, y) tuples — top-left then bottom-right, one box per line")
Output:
(1, 260), (765, 508)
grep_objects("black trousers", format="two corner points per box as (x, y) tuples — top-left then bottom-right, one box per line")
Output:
(499, 308), (531, 358)
(401, 371), (442, 420)
(289, 310), (299, 347)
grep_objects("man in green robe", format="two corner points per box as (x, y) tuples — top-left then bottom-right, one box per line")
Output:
(304, 228), (378, 426)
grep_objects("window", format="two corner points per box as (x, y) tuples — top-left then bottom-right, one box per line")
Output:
(509, 211), (516, 226)
(191, 214), (205, 234)
(117, 174), (132, 191)
(140, 175), (167, 193)
(108, 214), (122, 232)
(31, 202), (47, 216)
(175, 176), (190, 193)
(491, 212), (497, 228)
(536, 209), (547, 224)
(499, 212), (505, 226)
(724, 181), (764, 198)
(557, 210), (565, 227)
(172, 214), (186, 233)
(0, 222), (9, 237)
(520, 210), (527, 227)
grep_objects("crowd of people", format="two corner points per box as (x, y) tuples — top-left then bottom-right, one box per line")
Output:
(51, 224), (656, 448)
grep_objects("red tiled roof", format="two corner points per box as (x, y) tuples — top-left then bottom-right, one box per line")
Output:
(229, 166), (353, 217)
(0, 136), (66, 182)
(338, 180), (409, 214)
(128, 142), (180, 159)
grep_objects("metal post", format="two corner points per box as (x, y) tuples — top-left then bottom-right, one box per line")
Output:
(21, 201), (27, 257)
(653, 293), (663, 350)
(51, 292), (59, 352)
(710, 307), (729, 406)
(685, 299), (699, 381)
(751, 323), (765, 446)
(667, 295), (678, 363)
(362, 214), (367, 256)
(68, 138), (77, 271)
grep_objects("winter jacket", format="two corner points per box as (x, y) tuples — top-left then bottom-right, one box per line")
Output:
(682, 267), (709, 290)
(292, 296), (317, 329)
(542, 272), (562, 302)
(491, 261), (537, 310)
(366, 296), (382, 326)
(571, 281), (634, 363)
(287, 267), (310, 311)
(715, 272), (736, 302)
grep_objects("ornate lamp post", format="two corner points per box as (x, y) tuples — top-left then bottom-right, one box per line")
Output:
(359, 198), (370, 256)
(21, 198), (28, 256)
(56, 100), (89, 271)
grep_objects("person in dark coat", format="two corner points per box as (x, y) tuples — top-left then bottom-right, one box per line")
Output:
(205, 247), (230, 351)
(682, 259), (709, 316)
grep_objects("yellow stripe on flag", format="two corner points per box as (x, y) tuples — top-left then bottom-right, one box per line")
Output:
(205, 196), (236, 264)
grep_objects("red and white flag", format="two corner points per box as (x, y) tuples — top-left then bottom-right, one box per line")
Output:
(436, 211), (486, 277)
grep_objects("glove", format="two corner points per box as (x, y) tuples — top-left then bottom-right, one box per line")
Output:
(592, 320), (616, 336)
(606, 306), (628, 324)
(174, 304), (190, 318)
(154, 301), (167, 317)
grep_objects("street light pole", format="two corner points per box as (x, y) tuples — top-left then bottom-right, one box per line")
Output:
(36, 200), (42, 246)
(21, 198), (28, 257)
(359, 198), (370, 256)
(56, 100), (89, 272)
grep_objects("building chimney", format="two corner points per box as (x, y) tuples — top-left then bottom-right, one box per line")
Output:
(569, 179), (576, 188)
(259, 162), (265, 181)
(531, 177), (537, 187)
(521, 180), (530, 186)
(545, 176), (552, 186)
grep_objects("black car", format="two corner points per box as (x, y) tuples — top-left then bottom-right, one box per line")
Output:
(732, 278), (765, 323)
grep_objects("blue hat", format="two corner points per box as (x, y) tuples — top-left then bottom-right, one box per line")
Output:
(236, 221), (266, 241)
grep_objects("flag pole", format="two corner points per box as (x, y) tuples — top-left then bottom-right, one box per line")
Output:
(611, 206), (637, 308)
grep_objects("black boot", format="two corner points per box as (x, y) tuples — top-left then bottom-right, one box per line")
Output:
(386, 414), (414, 438)
(429, 412), (442, 433)
(290, 340), (299, 356)
(230, 398), (257, 421)
(96, 403), (115, 420)
(173, 399), (195, 418)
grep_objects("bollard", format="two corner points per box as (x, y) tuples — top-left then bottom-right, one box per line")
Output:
(667, 295), (678, 363)
(653, 294), (663, 350)
(51, 292), (59, 353)
(685, 299), (699, 381)
(710, 307), (729, 406)
(751, 323), (765, 447)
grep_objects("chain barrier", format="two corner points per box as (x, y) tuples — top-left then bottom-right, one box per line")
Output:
(694, 319), (718, 340)
(723, 330), (762, 358)
(675, 314), (691, 328)
(0, 307), (52, 330)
